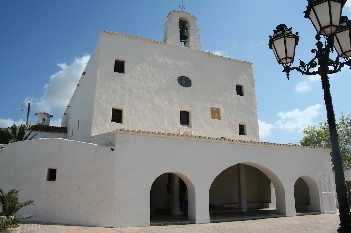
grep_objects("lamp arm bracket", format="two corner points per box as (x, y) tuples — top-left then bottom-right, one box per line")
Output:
(282, 54), (351, 79)
(282, 56), (319, 79)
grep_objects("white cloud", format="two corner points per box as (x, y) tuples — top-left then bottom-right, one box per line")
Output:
(295, 76), (319, 93)
(212, 50), (229, 57)
(27, 55), (90, 118)
(258, 120), (276, 138)
(275, 104), (323, 132)
(50, 118), (62, 127)
(0, 118), (24, 128)
(259, 104), (323, 140)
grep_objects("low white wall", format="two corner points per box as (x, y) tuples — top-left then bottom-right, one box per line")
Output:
(0, 132), (336, 227)
(25, 130), (67, 139)
(0, 139), (117, 227)
(112, 131), (335, 226)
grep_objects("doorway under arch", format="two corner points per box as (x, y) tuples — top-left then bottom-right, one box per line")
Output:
(294, 176), (321, 213)
(209, 163), (283, 221)
(150, 173), (194, 225)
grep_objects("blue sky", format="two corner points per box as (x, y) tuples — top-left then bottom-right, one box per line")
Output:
(0, 0), (350, 144)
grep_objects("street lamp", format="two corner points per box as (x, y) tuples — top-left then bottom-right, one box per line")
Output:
(269, 0), (351, 232)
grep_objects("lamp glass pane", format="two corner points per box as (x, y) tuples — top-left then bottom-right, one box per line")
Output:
(272, 36), (296, 64)
(308, 8), (321, 33)
(285, 37), (297, 63)
(330, 1), (342, 26)
(334, 30), (351, 57)
(272, 37), (287, 63)
(309, 1), (341, 35)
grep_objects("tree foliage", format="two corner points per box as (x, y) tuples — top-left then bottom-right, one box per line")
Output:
(0, 124), (36, 144)
(0, 125), (25, 144)
(300, 113), (351, 169)
(0, 188), (34, 230)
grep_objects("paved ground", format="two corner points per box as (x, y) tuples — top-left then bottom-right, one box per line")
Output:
(20, 213), (340, 233)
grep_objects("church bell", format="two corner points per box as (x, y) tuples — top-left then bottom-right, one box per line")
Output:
(179, 21), (189, 43)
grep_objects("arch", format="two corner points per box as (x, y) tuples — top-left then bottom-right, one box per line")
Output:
(149, 172), (196, 223)
(294, 176), (321, 213)
(179, 18), (190, 47)
(209, 162), (286, 216)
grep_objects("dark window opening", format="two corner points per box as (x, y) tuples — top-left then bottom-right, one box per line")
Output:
(180, 111), (190, 126)
(236, 85), (244, 96)
(114, 60), (125, 73)
(82, 71), (86, 75)
(239, 124), (246, 135)
(177, 76), (192, 87)
(47, 168), (57, 181)
(112, 108), (123, 123)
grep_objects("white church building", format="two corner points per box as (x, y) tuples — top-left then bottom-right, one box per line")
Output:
(0, 10), (337, 227)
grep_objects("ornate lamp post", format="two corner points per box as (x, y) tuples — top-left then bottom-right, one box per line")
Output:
(269, 0), (351, 232)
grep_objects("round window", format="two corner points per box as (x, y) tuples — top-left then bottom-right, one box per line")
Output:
(177, 76), (192, 87)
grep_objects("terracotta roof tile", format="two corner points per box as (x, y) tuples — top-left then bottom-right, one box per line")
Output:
(115, 128), (327, 150)
(28, 125), (67, 133)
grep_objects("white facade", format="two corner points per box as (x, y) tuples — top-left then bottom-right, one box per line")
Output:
(62, 11), (259, 143)
(0, 131), (336, 227)
(0, 10), (336, 228)
(35, 112), (53, 126)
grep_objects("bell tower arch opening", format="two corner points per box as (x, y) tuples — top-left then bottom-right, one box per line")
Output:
(179, 18), (189, 47)
(164, 11), (201, 50)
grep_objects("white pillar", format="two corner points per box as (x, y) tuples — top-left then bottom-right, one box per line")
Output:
(281, 183), (296, 216)
(269, 182), (277, 209)
(171, 175), (182, 215)
(191, 186), (210, 224)
(239, 164), (247, 212)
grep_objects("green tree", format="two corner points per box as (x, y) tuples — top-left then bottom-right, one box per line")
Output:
(0, 124), (26, 144)
(0, 124), (37, 144)
(0, 188), (34, 230)
(300, 113), (351, 169)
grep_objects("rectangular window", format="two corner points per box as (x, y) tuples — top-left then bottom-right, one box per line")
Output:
(114, 60), (125, 73)
(236, 85), (244, 96)
(111, 108), (123, 123)
(211, 107), (221, 120)
(47, 168), (57, 181)
(180, 111), (190, 126)
(239, 124), (246, 135)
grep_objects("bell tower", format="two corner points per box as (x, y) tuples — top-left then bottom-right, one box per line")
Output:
(164, 11), (201, 50)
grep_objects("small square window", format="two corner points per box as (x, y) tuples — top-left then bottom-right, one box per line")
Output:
(236, 85), (244, 96)
(47, 168), (57, 181)
(114, 60), (125, 73)
(239, 124), (246, 135)
(211, 107), (221, 120)
(180, 111), (190, 126)
(111, 108), (123, 123)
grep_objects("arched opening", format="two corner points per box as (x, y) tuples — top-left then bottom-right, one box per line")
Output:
(294, 176), (321, 214)
(209, 163), (282, 221)
(150, 173), (193, 225)
(179, 18), (189, 47)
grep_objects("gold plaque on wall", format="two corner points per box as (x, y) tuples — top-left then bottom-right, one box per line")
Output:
(211, 107), (221, 120)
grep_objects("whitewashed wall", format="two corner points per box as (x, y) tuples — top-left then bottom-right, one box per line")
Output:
(0, 139), (117, 227)
(0, 132), (336, 227)
(62, 45), (101, 143)
(86, 31), (259, 142)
